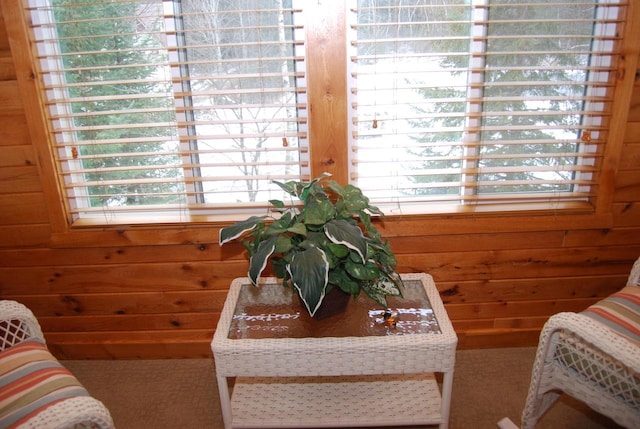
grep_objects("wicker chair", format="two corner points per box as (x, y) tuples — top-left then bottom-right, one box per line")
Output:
(0, 300), (114, 429)
(521, 257), (640, 429)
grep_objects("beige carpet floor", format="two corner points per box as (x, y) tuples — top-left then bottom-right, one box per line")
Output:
(63, 347), (623, 429)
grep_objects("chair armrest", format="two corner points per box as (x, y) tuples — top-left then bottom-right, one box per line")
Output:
(629, 256), (640, 286)
(0, 300), (46, 350)
(543, 312), (640, 371)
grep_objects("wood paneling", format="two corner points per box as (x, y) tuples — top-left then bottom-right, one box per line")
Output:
(0, 3), (639, 359)
(0, 194), (48, 225)
(9, 291), (228, 317)
(613, 171), (640, 201)
(629, 87), (640, 121)
(0, 81), (21, 110)
(0, 145), (36, 167)
(626, 123), (640, 142)
(0, 113), (30, 146)
(0, 166), (41, 193)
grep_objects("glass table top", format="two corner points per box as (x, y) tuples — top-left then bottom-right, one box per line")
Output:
(228, 279), (441, 339)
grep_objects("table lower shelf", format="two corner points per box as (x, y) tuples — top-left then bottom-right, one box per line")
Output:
(228, 373), (443, 428)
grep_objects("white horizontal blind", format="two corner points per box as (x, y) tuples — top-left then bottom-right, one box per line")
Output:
(27, 0), (308, 223)
(349, 0), (626, 213)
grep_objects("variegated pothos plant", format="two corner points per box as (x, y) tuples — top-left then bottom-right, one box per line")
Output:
(219, 173), (403, 317)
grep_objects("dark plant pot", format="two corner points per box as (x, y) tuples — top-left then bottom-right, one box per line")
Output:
(301, 286), (351, 320)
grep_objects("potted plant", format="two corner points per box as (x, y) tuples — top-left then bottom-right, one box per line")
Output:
(219, 173), (404, 318)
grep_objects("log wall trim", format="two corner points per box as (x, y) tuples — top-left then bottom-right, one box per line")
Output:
(1, 1), (639, 358)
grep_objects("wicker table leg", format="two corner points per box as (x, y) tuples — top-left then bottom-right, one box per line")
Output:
(440, 370), (454, 429)
(217, 374), (233, 429)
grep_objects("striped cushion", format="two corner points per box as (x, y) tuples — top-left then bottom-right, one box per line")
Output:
(582, 285), (640, 344)
(0, 339), (90, 428)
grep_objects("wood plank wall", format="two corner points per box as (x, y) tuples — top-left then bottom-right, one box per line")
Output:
(1, 5), (640, 359)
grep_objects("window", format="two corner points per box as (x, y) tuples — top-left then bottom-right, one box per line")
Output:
(24, 0), (628, 225)
(28, 0), (307, 222)
(350, 0), (625, 213)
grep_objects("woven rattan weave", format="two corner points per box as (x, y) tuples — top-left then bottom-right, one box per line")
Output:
(211, 273), (458, 429)
(521, 257), (640, 429)
(0, 300), (114, 429)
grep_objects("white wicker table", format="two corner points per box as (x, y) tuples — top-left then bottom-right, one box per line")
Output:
(211, 273), (458, 429)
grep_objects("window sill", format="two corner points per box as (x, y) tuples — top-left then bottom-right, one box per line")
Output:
(47, 201), (613, 248)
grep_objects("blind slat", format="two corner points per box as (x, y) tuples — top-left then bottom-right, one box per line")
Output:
(43, 72), (306, 90)
(56, 146), (308, 163)
(60, 163), (310, 178)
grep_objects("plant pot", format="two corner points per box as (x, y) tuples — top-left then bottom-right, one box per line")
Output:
(301, 286), (351, 320)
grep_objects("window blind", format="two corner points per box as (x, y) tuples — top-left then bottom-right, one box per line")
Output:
(27, 0), (307, 223)
(349, 0), (626, 213)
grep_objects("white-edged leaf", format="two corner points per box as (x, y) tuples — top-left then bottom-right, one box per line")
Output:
(287, 247), (329, 317)
(219, 216), (265, 246)
(324, 219), (367, 263)
(248, 235), (277, 285)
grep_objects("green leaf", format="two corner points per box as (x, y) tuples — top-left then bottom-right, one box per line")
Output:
(287, 222), (307, 236)
(287, 247), (329, 317)
(327, 242), (349, 258)
(265, 215), (291, 235)
(219, 216), (265, 246)
(360, 277), (402, 308)
(324, 179), (345, 197)
(272, 179), (300, 197)
(248, 235), (277, 285)
(375, 245), (397, 268)
(301, 231), (329, 255)
(269, 199), (285, 209)
(341, 187), (369, 212)
(330, 181), (385, 218)
(299, 172), (332, 201)
(366, 204), (384, 217)
(273, 235), (294, 254)
(345, 259), (381, 280)
(271, 257), (288, 278)
(273, 172), (332, 200)
(324, 219), (367, 263)
(358, 211), (382, 240)
(304, 193), (335, 225)
(329, 270), (360, 295)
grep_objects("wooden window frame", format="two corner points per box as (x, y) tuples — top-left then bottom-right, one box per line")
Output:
(2, 0), (639, 245)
